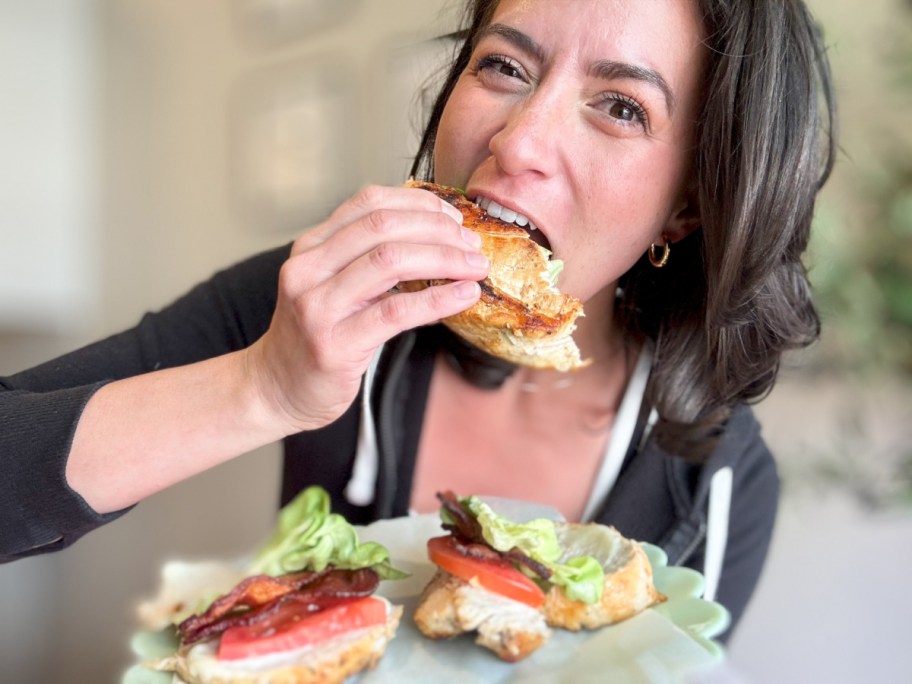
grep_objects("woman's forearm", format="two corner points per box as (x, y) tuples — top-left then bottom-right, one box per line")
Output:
(65, 349), (285, 514)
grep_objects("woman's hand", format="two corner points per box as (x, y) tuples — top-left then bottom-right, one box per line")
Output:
(244, 184), (488, 434)
(63, 185), (486, 512)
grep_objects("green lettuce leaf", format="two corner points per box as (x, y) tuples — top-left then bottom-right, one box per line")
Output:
(248, 486), (407, 580)
(532, 243), (563, 287)
(549, 555), (604, 604)
(547, 258), (564, 286)
(458, 496), (604, 604)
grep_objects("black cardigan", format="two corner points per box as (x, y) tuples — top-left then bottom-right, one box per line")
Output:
(0, 244), (778, 639)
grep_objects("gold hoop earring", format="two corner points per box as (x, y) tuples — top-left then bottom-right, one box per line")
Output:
(648, 241), (671, 268)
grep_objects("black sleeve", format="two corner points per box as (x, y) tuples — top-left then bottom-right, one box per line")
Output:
(0, 244), (289, 562)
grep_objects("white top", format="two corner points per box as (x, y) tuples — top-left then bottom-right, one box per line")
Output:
(345, 343), (655, 515)
(580, 344), (654, 521)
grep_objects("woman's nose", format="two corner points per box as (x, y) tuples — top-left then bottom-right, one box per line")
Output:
(488, 91), (563, 178)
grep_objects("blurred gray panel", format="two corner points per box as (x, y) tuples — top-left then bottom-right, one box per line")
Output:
(374, 33), (460, 184)
(232, 0), (362, 47)
(230, 55), (359, 234)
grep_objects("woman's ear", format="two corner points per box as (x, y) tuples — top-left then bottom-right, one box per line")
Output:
(663, 187), (702, 244)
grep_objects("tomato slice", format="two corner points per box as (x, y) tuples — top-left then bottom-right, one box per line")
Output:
(427, 535), (546, 608)
(217, 596), (386, 661)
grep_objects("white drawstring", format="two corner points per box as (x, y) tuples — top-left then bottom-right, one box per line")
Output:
(344, 346), (384, 506)
(703, 466), (733, 602)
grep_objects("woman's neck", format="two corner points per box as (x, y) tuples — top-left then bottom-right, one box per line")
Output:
(573, 282), (621, 359)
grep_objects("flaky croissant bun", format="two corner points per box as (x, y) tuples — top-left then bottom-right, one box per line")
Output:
(400, 181), (588, 371)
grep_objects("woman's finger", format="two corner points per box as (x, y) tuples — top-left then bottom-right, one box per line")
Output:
(299, 207), (480, 284)
(293, 184), (464, 254)
(336, 281), (482, 351)
(318, 241), (489, 317)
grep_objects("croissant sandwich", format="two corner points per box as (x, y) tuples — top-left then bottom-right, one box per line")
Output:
(413, 491), (665, 662)
(135, 487), (405, 684)
(400, 181), (588, 372)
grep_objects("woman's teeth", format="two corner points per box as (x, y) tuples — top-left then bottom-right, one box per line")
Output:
(475, 196), (537, 231)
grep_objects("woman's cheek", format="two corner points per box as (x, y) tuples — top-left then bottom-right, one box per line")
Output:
(565, 239), (642, 301)
(433, 90), (473, 184)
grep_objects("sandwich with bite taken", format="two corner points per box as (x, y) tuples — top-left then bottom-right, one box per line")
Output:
(399, 181), (588, 372)
(413, 491), (665, 662)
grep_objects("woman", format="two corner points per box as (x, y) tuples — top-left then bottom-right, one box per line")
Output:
(0, 0), (834, 639)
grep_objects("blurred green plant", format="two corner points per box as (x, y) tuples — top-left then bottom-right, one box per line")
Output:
(797, 161), (912, 510)
(806, 0), (912, 376)
(810, 160), (912, 375)
(779, 0), (912, 510)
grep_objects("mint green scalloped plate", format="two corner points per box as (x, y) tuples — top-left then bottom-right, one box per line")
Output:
(125, 515), (730, 684)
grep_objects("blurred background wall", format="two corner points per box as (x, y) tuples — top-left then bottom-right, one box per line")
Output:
(0, 1), (457, 682)
(0, 1), (910, 682)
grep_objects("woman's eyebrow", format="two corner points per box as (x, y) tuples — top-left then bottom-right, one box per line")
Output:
(591, 60), (676, 116)
(476, 23), (545, 63)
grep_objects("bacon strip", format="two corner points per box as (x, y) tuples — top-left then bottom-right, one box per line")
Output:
(437, 490), (484, 541)
(177, 569), (328, 638)
(178, 567), (379, 645)
(452, 538), (505, 563)
(503, 548), (552, 581)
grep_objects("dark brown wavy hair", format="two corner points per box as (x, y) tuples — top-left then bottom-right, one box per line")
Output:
(410, 0), (837, 463)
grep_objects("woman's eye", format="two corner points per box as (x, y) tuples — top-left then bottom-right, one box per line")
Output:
(599, 93), (649, 129)
(475, 54), (526, 82)
(608, 101), (637, 122)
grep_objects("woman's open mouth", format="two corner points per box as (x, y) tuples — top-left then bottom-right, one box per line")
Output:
(474, 196), (552, 252)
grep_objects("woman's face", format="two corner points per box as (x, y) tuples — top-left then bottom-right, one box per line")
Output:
(434, 0), (707, 303)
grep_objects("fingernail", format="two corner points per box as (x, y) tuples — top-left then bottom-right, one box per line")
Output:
(454, 281), (480, 298)
(460, 227), (482, 247)
(465, 251), (488, 267)
(443, 204), (464, 224)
